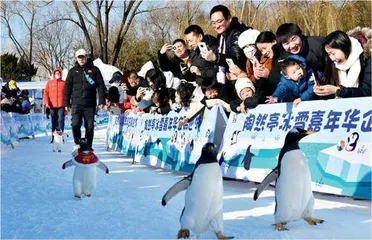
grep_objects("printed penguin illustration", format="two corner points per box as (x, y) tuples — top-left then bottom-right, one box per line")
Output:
(345, 132), (359, 152)
(62, 138), (109, 198)
(230, 130), (241, 145)
(242, 145), (255, 170)
(253, 128), (324, 231)
(161, 143), (233, 239)
(53, 129), (64, 152)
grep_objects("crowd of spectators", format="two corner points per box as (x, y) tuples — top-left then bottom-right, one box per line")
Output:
(1, 78), (32, 114)
(104, 5), (370, 127)
(2, 5), (371, 127)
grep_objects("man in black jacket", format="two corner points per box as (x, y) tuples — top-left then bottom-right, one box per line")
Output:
(157, 39), (192, 81)
(202, 5), (250, 102)
(203, 5), (249, 71)
(64, 49), (106, 154)
(184, 24), (219, 88)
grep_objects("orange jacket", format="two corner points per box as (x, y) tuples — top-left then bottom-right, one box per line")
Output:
(44, 68), (65, 108)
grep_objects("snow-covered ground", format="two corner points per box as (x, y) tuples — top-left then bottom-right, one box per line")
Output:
(1, 126), (371, 239)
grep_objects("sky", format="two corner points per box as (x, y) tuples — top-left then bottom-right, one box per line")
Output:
(1, 0), (218, 54)
(1, 126), (371, 239)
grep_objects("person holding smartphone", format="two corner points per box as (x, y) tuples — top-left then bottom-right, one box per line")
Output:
(184, 24), (218, 87)
(157, 39), (192, 81)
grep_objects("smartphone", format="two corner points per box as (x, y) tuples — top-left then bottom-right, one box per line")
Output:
(312, 72), (321, 86)
(198, 42), (208, 52)
(180, 62), (187, 68)
(253, 56), (260, 65)
(226, 58), (236, 68)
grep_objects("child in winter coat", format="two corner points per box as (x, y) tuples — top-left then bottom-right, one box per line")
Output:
(149, 88), (171, 115)
(177, 80), (232, 126)
(230, 77), (262, 113)
(266, 55), (317, 107)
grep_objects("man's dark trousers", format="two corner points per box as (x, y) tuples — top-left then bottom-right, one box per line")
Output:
(71, 105), (95, 148)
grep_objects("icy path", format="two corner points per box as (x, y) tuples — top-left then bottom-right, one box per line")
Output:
(1, 127), (371, 239)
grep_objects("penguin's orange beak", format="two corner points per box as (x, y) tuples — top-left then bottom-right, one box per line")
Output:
(304, 130), (314, 135)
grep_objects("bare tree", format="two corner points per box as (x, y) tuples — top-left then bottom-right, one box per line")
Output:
(47, 0), (152, 66)
(141, 3), (175, 46)
(33, 20), (77, 75)
(1, 0), (52, 80)
(172, 1), (203, 37)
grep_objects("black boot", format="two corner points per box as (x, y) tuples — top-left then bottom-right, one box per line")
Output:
(50, 135), (54, 143)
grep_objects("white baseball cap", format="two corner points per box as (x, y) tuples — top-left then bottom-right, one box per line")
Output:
(75, 49), (87, 58)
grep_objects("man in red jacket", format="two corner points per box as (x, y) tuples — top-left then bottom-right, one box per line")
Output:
(44, 68), (65, 143)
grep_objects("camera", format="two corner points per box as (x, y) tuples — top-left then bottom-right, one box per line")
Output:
(171, 45), (177, 51)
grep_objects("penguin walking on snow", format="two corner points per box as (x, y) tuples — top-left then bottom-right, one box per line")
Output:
(161, 143), (233, 239)
(253, 128), (324, 231)
(62, 138), (109, 198)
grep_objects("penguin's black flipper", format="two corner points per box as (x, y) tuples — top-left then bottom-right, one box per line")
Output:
(161, 175), (191, 206)
(98, 162), (109, 174)
(253, 167), (279, 201)
(62, 160), (74, 169)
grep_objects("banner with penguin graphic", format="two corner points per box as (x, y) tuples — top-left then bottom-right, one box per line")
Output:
(11, 113), (34, 139)
(30, 113), (49, 136)
(0, 111), (14, 147)
(119, 113), (144, 158)
(132, 105), (228, 173)
(219, 97), (372, 199)
(106, 114), (121, 150)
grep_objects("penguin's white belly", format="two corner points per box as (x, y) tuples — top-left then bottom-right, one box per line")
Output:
(181, 163), (223, 233)
(73, 166), (97, 195)
(275, 150), (314, 222)
(54, 135), (63, 151)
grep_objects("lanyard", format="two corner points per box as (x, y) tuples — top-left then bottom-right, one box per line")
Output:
(84, 70), (95, 85)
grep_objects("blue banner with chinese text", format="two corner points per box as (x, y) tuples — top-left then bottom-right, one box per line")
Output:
(219, 97), (371, 199)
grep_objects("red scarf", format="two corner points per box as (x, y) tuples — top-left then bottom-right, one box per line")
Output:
(74, 150), (99, 164)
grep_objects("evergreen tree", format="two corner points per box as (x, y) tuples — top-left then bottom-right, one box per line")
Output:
(0, 53), (37, 81)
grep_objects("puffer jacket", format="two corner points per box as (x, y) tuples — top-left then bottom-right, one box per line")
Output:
(44, 68), (65, 108)
(272, 55), (317, 101)
(64, 59), (106, 108)
(216, 17), (250, 70)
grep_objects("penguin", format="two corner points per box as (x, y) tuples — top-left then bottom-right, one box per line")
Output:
(62, 138), (109, 198)
(253, 128), (324, 231)
(242, 145), (255, 170)
(218, 151), (225, 166)
(161, 143), (233, 239)
(53, 129), (64, 152)
(345, 132), (359, 152)
(230, 130), (241, 145)
(156, 138), (163, 150)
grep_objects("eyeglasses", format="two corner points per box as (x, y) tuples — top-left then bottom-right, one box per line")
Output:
(211, 18), (225, 26)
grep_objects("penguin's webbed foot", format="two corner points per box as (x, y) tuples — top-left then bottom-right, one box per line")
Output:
(177, 229), (190, 239)
(215, 231), (234, 239)
(304, 217), (324, 225)
(275, 223), (288, 231)
(74, 194), (81, 199)
(86, 194), (91, 198)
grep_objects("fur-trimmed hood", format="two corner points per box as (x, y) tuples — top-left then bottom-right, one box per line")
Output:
(347, 26), (372, 58)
